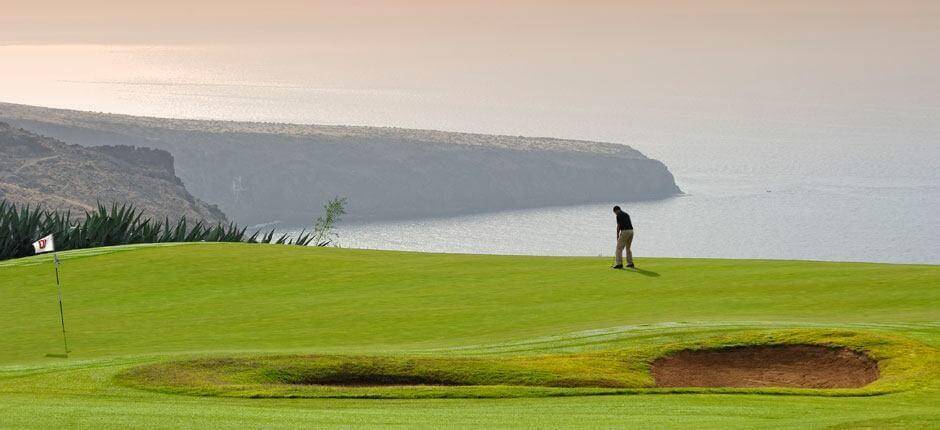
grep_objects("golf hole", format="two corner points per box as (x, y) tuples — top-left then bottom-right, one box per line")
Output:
(651, 345), (879, 389)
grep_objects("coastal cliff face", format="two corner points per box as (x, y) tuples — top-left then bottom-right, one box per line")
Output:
(0, 102), (681, 224)
(0, 122), (225, 223)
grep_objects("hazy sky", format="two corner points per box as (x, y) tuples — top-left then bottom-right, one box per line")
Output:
(4, 1), (940, 46)
(2, 0), (937, 144)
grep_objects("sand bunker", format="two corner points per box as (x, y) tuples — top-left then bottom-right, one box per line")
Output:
(651, 345), (879, 389)
(279, 373), (468, 387)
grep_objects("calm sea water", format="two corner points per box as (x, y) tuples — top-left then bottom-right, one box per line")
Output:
(1, 45), (937, 264)
(323, 139), (939, 264)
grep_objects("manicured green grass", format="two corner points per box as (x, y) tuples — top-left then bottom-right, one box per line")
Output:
(1, 243), (938, 428)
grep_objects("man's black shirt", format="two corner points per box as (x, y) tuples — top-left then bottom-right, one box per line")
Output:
(616, 211), (633, 230)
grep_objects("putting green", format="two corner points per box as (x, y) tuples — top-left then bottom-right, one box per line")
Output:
(1, 243), (938, 428)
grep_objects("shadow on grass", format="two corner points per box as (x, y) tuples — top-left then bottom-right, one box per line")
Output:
(630, 267), (660, 277)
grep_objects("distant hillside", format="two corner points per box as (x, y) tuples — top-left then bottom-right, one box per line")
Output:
(0, 102), (681, 224)
(0, 122), (225, 223)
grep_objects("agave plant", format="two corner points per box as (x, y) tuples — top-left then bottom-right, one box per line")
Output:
(0, 201), (43, 261)
(0, 199), (339, 261)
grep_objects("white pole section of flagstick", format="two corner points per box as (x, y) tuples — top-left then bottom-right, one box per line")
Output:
(53, 252), (69, 354)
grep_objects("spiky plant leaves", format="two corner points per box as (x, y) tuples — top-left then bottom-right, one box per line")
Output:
(0, 198), (347, 261)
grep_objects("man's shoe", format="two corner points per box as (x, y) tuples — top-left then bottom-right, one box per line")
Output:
(612, 264), (624, 269)
(626, 264), (635, 269)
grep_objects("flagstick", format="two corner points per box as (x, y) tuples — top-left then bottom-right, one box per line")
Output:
(53, 253), (70, 355)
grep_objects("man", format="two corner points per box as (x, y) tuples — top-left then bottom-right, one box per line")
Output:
(612, 206), (635, 269)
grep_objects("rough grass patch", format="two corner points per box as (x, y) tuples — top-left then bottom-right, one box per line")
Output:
(115, 329), (939, 399)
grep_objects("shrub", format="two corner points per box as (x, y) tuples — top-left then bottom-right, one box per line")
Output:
(0, 200), (326, 261)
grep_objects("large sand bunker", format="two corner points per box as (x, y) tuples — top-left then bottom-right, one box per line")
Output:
(651, 345), (879, 389)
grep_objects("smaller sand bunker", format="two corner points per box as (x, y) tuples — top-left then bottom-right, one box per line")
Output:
(651, 345), (879, 389)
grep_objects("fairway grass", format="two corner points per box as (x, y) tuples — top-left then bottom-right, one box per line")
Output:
(1, 243), (938, 428)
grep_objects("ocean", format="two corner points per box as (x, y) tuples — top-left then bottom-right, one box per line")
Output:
(1, 45), (937, 264)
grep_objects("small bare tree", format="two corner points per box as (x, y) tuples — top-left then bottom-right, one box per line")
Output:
(312, 197), (347, 247)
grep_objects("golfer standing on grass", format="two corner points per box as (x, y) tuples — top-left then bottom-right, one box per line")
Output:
(612, 206), (635, 269)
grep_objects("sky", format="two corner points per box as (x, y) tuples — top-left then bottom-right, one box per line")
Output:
(1, 0), (937, 143)
(4, 1), (940, 46)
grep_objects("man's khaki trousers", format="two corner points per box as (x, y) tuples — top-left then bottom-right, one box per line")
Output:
(616, 229), (634, 266)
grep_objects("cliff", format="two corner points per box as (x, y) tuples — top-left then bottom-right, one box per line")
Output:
(0, 102), (681, 224)
(0, 122), (226, 223)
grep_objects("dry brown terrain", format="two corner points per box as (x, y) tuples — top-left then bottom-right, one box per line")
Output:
(0, 122), (225, 222)
(0, 102), (681, 224)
